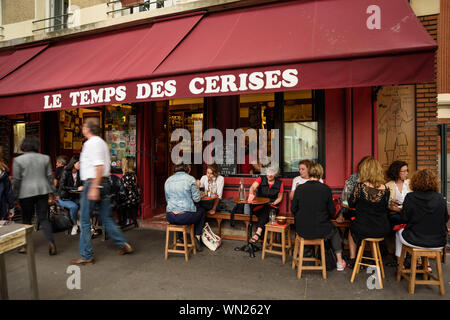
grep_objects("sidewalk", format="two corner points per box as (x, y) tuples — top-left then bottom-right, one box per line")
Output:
(2, 224), (449, 300)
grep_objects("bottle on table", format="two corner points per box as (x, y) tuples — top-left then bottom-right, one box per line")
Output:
(239, 177), (246, 201)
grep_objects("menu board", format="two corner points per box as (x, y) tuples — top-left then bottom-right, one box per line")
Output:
(218, 143), (237, 176)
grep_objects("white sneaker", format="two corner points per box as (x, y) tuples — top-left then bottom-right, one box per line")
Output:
(337, 261), (346, 271)
(71, 225), (78, 236)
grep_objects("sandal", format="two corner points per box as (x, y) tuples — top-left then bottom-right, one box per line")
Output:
(250, 232), (262, 244)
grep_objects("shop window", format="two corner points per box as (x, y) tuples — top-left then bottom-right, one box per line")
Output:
(13, 122), (26, 154)
(238, 93), (275, 175)
(56, 105), (137, 173)
(168, 98), (204, 178)
(104, 105), (137, 172)
(283, 90), (318, 174)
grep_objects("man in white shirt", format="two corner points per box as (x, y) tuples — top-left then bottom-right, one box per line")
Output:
(70, 118), (133, 265)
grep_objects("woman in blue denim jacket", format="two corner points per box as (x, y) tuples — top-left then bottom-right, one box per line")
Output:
(165, 164), (205, 251)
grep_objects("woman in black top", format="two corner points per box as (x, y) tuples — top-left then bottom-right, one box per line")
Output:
(347, 158), (391, 268)
(57, 155), (83, 235)
(395, 169), (449, 261)
(291, 163), (346, 271)
(118, 157), (140, 227)
(247, 166), (284, 243)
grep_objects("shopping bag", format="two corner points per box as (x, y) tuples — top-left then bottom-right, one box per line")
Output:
(201, 222), (222, 251)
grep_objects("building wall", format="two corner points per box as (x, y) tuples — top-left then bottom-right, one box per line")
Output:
(410, 0), (440, 16)
(2, 0), (34, 25)
(72, 0), (108, 9)
(416, 15), (439, 173)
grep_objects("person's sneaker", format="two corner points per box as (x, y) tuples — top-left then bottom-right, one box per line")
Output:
(337, 261), (346, 271)
(71, 225), (78, 236)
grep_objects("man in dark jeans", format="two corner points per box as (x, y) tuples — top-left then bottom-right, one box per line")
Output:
(165, 163), (205, 251)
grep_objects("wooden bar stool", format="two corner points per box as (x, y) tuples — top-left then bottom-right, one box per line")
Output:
(164, 224), (196, 261)
(396, 245), (445, 296)
(291, 234), (326, 279)
(261, 223), (292, 264)
(350, 238), (385, 289)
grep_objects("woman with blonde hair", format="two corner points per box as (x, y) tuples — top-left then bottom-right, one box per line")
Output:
(118, 157), (140, 227)
(347, 158), (391, 268)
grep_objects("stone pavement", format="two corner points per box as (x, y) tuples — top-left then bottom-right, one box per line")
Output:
(2, 225), (449, 300)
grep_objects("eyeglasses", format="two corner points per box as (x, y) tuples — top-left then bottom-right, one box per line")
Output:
(400, 169), (409, 173)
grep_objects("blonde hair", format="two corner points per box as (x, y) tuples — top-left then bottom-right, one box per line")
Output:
(309, 163), (323, 179)
(358, 158), (385, 188)
(121, 157), (135, 174)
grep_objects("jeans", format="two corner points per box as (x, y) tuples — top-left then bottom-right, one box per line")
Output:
(20, 194), (54, 244)
(58, 198), (80, 222)
(79, 181), (127, 260)
(395, 229), (443, 257)
(325, 226), (343, 255)
(166, 206), (206, 236)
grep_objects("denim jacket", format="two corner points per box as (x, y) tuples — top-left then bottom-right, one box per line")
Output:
(164, 172), (201, 213)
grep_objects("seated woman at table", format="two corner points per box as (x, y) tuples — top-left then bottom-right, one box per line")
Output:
(247, 165), (284, 244)
(394, 169), (449, 266)
(197, 163), (224, 215)
(385, 160), (411, 227)
(57, 155), (83, 236)
(289, 159), (323, 201)
(347, 158), (391, 269)
(291, 163), (347, 271)
(337, 155), (372, 222)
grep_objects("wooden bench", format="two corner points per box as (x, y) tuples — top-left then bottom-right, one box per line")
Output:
(207, 178), (347, 242)
(206, 211), (351, 243)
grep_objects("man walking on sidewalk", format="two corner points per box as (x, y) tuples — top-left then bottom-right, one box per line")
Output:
(70, 118), (133, 265)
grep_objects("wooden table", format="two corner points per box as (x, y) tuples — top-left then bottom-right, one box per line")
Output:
(233, 197), (270, 258)
(0, 223), (39, 300)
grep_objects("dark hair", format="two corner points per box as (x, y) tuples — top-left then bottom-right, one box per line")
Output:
(84, 118), (101, 135)
(386, 160), (408, 181)
(20, 136), (40, 153)
(207, 163), (219, 177)
(410, 169), (439, 192)
(173, 163), (189, 173)
(65, 155), (80, 171)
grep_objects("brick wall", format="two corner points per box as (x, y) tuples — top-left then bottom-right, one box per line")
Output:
(416, 15), (438, 173)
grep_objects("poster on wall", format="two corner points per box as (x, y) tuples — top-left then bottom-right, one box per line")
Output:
(377, 85), (416, 172)
(63, 131), (73, 150)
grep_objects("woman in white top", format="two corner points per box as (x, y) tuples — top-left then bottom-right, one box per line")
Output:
(289, 159), (323, 200)
(385, 160), (411, 211)
(197, 163), (224, 215)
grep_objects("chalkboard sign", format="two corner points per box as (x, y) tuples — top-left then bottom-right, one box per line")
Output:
(25, 121), (40, 139)
(218, 142), (237, 176)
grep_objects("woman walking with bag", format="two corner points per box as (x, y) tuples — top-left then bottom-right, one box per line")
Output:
(12, 136), (57, 255)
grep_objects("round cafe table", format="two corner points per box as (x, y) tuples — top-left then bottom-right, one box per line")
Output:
(233, 196), (270, 258)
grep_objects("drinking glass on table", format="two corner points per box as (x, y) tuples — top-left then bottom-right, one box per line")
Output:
(269, 209), (276, 224)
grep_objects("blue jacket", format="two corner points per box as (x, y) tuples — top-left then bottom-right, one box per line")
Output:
(0, 169), (14, 220)
(164, 172), (201, 213)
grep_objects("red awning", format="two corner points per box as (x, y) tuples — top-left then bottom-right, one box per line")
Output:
(0, 44), (47, 80)
(0, 13), (203, 97)
(0, 0), (436, 115)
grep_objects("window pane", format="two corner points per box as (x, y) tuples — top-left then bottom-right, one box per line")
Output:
(283, 90), (317, 173)
(284, 122), (318, 172)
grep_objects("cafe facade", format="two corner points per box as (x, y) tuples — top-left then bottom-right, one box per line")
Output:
(0, 0), (438, 219)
